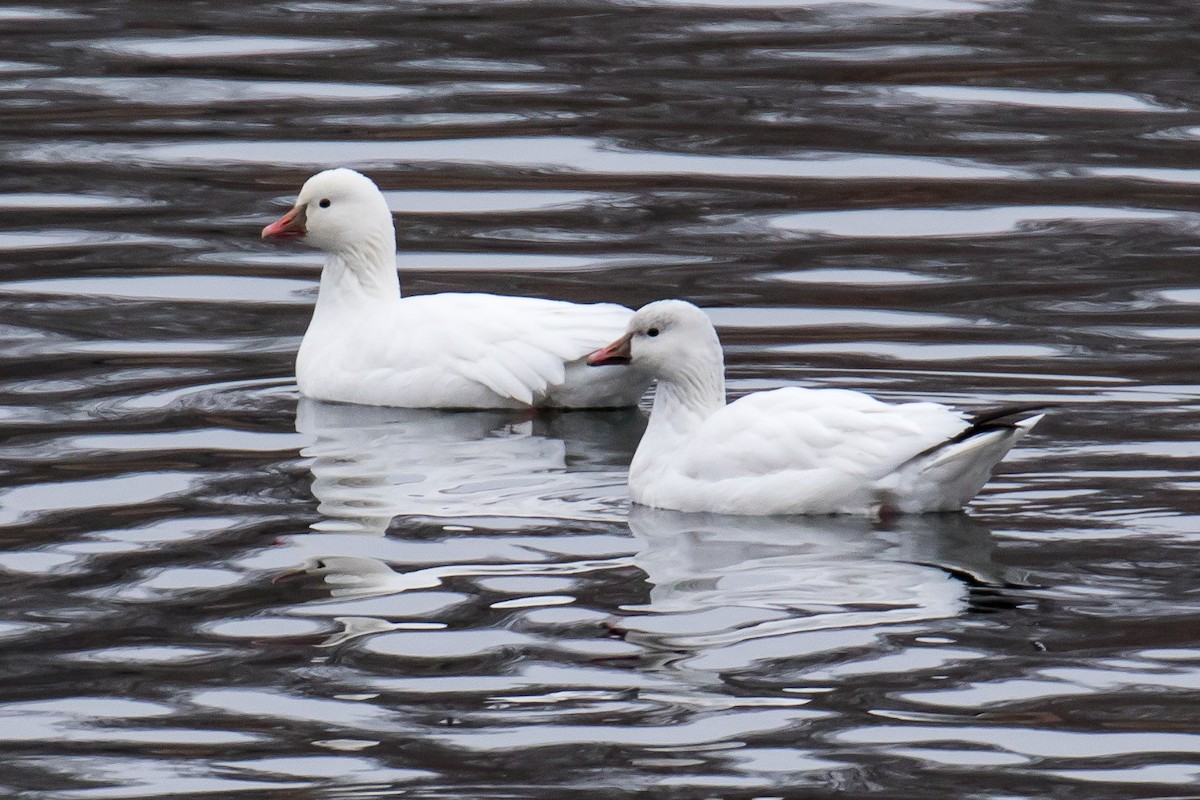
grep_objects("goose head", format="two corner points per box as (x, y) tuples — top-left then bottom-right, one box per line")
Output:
(261, 168), (395, 256)
(587, 299), (723, 384)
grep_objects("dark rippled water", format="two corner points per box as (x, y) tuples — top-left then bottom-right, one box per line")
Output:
(3, 1), (1200, 797)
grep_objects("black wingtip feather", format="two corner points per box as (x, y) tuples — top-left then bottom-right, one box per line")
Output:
(966, 403), (1055, 431)
(937, 403), (1053, 448)
(903, 404), (1053, 466)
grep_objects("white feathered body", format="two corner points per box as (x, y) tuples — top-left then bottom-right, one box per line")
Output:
(297, 291), (646, 409)
(631, 387), (986, 515)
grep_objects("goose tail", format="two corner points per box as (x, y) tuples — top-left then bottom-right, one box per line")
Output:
(881, 404), (1050, 514)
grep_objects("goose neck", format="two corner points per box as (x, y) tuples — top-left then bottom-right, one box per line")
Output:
(648, 361), (726, 435)
(313, 240), (401, 316)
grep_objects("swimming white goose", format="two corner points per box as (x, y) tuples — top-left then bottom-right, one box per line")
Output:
(262, 168), (650, 408)
(587, 300), (1046, 515)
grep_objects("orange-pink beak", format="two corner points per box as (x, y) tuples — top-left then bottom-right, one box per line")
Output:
(261, 204), (308, 240)
(586, 332), (633, 366)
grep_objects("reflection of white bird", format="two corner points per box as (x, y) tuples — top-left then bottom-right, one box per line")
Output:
(261, 168), (650, 409)
(588, 300), (1046, 515)
(276, 556), (440, 596)
(272, 557), (450, 648)
(621, 506), (1004, 659)
(280, 554), (635, 599)
(296, 399), (643, 534)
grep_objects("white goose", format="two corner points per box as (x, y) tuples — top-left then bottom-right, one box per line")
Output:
(587, 300), (1046, 515)
(262, 168), (650, 409)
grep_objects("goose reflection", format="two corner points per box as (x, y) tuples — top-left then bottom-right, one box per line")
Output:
(296, 398), (645, 534)
(275, 552), (636, 647)
(620, 507), (1012, 660)
(280, 553), (633, 598)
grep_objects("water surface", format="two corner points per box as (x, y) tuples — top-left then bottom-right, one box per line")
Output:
(2, 1), (1200, 797)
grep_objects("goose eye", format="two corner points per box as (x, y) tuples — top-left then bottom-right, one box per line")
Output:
(647, 327), (660, 337)
(318, 198), (331, 208)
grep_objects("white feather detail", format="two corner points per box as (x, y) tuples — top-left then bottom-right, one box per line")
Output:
(299, 291), (645, 409)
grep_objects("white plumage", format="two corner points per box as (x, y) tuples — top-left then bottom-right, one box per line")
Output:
(262, 168), (649, 409)
(587, 299), (1045, 515)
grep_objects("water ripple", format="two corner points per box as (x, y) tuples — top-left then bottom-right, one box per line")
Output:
(1, 1), (1196, 797)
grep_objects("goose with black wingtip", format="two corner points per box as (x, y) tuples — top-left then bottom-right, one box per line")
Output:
(587, 299), (1047, 516)
(262, 168), (650, 409)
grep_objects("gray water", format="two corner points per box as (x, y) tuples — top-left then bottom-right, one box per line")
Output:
(2, 1), (1200, 797)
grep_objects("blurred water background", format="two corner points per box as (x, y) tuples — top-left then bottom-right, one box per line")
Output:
(3, 0), (1200, 797)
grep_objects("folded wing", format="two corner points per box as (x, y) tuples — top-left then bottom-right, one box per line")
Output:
(397, 293), (634, 405)
(682, 387), (970, 484)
